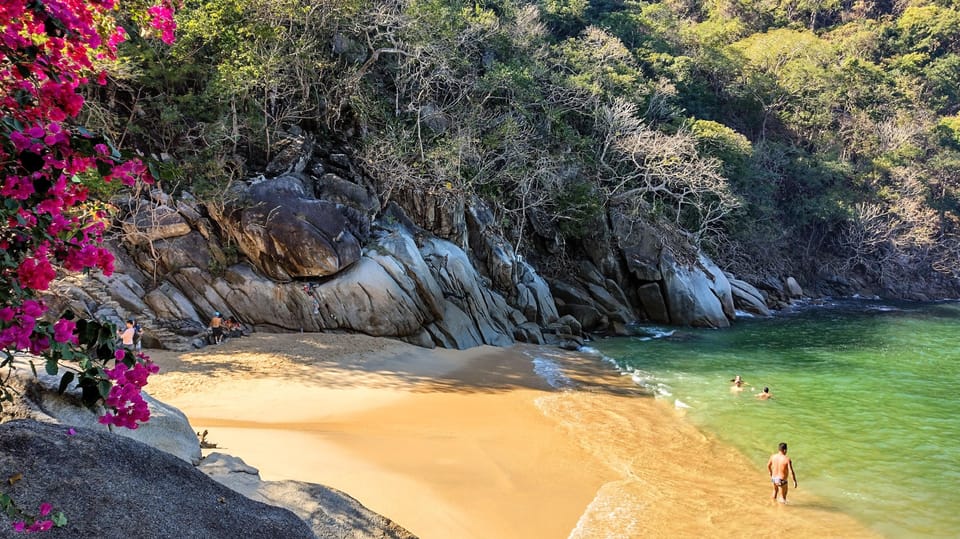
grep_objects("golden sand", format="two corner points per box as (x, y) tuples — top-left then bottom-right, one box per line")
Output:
(146, 333), (879, 539)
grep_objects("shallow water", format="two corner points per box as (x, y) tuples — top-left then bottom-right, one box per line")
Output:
(594, 299), (960, 539)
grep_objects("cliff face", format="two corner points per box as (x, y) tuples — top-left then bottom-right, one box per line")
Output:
(47, 134), (780, 351)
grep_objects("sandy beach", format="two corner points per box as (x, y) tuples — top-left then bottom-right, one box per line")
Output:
(146, 333), (879, 538)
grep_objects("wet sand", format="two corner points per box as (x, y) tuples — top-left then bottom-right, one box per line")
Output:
(146, 333), (879, 538)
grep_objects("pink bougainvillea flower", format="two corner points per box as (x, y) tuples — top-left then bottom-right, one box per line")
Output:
(53, 319), (78, 344)
(67, 428), (77, 436)
(38, 503), (52, 517)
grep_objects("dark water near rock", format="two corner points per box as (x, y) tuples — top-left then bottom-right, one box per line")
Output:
(595, 299), (960, 538)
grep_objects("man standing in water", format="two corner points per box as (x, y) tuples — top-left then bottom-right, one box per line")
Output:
(767, 442), (798, 503)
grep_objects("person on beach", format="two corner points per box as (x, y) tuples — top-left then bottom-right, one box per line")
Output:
(133, 320), (143, 352)
(210, 312), (224, 344)
(117, 320), (135, 348)
(767, 442), (798, 503)
(756, 387), (773, 400)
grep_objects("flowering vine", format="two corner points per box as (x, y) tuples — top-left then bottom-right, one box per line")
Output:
(1, 0), (175, 532)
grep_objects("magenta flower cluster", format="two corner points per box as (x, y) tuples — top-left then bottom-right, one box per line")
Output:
(11, 503), (54, 533)
(98, 359), (160, 429)
(2, 0), (176, 533)
(2, 0), (175, 425)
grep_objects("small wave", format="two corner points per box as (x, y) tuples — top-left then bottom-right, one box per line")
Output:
(674, 399), (692, 409)
(579, 347), (621, 370)
(734, 310), (756, 318)
(865, 305), (901, 312)
(532, 357), (574, 389)
(633, 327), (675, 340)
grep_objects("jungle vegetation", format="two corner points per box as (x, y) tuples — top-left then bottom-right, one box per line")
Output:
(89, 0), (960, 291)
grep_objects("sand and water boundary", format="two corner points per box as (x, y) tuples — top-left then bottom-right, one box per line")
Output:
(146, 333), (878, 538)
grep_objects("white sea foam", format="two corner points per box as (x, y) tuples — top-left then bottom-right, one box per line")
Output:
(734, 310), (756, 318)
(674, 399), (692, 409)
(634, 327), (675, 340)
(532, 356), (573, 389)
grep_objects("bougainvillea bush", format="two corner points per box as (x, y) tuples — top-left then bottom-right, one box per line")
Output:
(1, 0), (174, 532)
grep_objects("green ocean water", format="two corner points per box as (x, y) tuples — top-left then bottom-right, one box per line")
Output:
(593, 299), (960, 539)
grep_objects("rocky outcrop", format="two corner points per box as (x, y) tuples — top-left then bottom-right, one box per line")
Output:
(0, 420), (316, 539)
(1, 366), (414, 538)
(209, 175), (366, 281)
(420, 237), (520, 348)
(545, 213), (744, 331)
(660, 252), (730, 328)
(199, 453), (416, 539)
(4, 358), (201, 465)
(43, 133), (781, 352)
(729, 278), (772, 316)
(785, 276), (804, 298)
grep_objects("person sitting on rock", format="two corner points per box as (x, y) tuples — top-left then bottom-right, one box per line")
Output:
(224, 317), (244, 338)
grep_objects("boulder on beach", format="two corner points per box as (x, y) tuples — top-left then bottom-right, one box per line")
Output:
(0, 420), (315, 539)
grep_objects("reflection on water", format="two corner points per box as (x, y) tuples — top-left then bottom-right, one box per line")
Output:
(595, 300), (960, 539)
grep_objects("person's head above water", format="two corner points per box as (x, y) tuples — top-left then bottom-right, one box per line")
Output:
(779, 442), (787, 452)
(763, 387), (770, 393)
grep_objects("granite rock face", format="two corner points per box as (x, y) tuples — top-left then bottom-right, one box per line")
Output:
(209, 175), (365, 281)
(43, 137), (778, 351)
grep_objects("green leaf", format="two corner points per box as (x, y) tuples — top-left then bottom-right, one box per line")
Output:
(98, 380), (112, 398)
(51, 512), (67, 527)
(45, 358), (59, 376)
(58, 372), (75, 394)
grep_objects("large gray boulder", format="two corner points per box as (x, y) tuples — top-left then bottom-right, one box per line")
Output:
(660, 251), (730, 328)
(729, 278), (772, 316)
(4, 360), (201, 465)
(699, 255), (735, 320)
(785, 276), (804, 298)
(209, 175), (365, 281)
(0, 420), (315, 539)
(309, 257), (433, 336)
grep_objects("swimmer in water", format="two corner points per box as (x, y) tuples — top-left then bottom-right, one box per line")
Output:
(756, 386), (773, 400)
(730, 375), (750, 392)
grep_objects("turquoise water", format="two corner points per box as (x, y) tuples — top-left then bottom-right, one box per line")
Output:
(594, 299), (960, 539)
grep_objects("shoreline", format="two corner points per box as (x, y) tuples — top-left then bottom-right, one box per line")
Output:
(145, 333), (879, 538)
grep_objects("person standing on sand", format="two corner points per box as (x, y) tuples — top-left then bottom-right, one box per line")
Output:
(210, 312), (224, 344)
(767, 442), (798, 503)
(117, 320), (135, 348)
